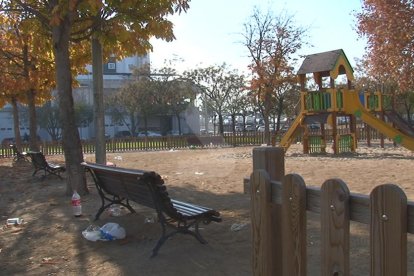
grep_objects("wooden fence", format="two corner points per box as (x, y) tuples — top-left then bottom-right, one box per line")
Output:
(0, 126), (384, 158)
(0, 132), (265, 158)
(249, 147), (412, 275)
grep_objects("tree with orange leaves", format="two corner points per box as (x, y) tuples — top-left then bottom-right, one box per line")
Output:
(0, 12), (56, 151)
(1, 0), (190, 195)
(243, 9), (307, 144)
(357, 0), (414, 122)
(357, 0), (414, 91)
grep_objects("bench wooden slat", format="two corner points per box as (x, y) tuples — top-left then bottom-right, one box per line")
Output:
(172, 199), (212, 212)
(172, 200), (219, 218)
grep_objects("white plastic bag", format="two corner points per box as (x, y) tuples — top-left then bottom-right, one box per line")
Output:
(82, 223), (126, 242)
(82, 225), (102, 241)
(99, 222), (126, 240)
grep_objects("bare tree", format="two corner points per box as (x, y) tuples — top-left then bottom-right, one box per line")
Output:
(243, 8), (308, 144)
(223, 75), (248, 133)
(184, 64), (245, 134)
(151, 66), (195, 135)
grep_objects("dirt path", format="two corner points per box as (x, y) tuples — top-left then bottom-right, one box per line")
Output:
(0, 144), (413, 275)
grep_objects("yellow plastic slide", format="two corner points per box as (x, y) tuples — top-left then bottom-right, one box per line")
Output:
(279, 113), (304, 150)
(343, 91), (414, 151)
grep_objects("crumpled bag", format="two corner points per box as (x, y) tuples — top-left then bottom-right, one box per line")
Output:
(82, 223), (126, 241)
(82, 225), (102, 241)
(100, 222), (126, 240)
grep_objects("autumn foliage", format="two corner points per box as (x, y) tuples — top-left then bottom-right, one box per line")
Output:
(357, 0), (414, 92)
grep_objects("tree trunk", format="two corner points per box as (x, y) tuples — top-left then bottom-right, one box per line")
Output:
(203, 94), (209, 132)
(176, 113), (182, 134)
(92, 35), (106, 164)
(22, 43), (39, 151)
(128, 113), (140, 136)
(27, 89), (39, 151)
(264, 92), (272, 145)
(10, 97), (22, 150)
(231, 114), (236, 134)
(403, 101), (412, 125)
(218, 113), (224, 134)
(52, 14), (87, 195)
(263, 115), (270, 144)
(143, 116), (148, 132)
(276, 98), (284, 132)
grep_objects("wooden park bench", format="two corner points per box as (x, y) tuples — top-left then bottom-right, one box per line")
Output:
(27, 151), (65, 180)
(10, 144), (29, 162)
(81, 162), (222, 257)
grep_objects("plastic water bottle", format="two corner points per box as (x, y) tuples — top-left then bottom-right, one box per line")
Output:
(72, 191), (82, 217)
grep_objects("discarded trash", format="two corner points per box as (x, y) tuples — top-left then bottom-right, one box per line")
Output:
(6, 218), (23, 226)
(100, 222), (126, 240)
(82, 225), (102, 241)
(230, 223), (247, 232)
(82, 223), (125, 241)
(41, 257), (57, 265)
(195, 171), (204, 175)
(144, 216), (155, 224)
(114, 156), (123, 161)
(71, 191), (82, 217)
(109, 205), (122, 217)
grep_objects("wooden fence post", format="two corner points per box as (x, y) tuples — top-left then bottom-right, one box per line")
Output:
(252, 147), (285, 276)
(250, 169), (274, 276)
(370, 184), (407, 276)
(252, 147), (285, 181)
(282, 173), (307, 276)
(321, 179), (350, 276)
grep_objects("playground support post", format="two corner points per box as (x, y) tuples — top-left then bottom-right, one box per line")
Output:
(332, 112), (338, 154)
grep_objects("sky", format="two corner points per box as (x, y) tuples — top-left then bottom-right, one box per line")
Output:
(149, 0), (366, 73)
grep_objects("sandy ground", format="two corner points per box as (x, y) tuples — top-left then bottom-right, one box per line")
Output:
(0, 142), (413, 275)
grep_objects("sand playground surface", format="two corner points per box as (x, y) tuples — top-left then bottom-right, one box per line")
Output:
(0, 142), (413, 275)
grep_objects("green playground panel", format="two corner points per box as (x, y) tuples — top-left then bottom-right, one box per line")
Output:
(336, 90), (343, 109)
(337, 134), (353, 153)
(306, 91), (331, 111)
(368, 95), (379, 110)
(308, 135), (325, 153)
(323, 92), (332, 110)
(313, 93), (321, 110)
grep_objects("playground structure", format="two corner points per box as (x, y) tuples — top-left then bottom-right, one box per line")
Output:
(280, 49), (414, 153)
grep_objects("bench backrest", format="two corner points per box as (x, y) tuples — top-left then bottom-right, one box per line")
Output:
(81, 162), (183, 220)
(27, 151), (48, 169)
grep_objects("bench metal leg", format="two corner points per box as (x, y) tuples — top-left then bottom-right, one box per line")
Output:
(188, 222), (207, 244)
(151, 219), (207, 258)
(32, 169), (41, 177)
(151, 235), (168, 258)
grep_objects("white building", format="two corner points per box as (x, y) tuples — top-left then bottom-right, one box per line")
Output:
(0, 54), (200, 143)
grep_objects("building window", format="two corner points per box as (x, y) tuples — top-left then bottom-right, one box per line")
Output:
(108, 63), (116, 69)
